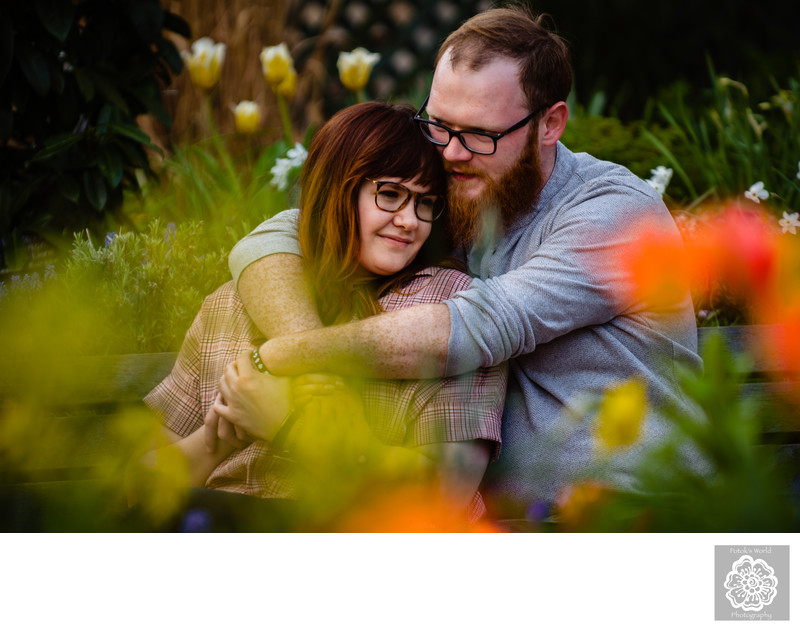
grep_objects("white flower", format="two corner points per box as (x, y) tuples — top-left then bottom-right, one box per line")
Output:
(645, 166), (672, 196)
(744, 181), (769, 203)
(270, 159), (292, 191)
(779, 211), (800, 234)
(269, 143), (307, 191)
(337, 47), (380, 92)
(285, 142), (307, 166)
(796, 160), (800, 180)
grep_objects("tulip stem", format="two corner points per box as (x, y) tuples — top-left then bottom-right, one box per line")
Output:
(204, 93), (240, 196)
(276, 94), (294, 146)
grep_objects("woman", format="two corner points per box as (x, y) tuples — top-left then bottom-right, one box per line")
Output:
(143, 102), (506, 526)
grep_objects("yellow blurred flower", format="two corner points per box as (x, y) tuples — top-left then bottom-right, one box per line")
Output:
(276, 67), (297, 100)
(594, 377), (647, 450)
(234, 100), (261, 133)
(337, 47), (380, 93)
(260, 43), (293, 87)
(182, 37), (226, 90)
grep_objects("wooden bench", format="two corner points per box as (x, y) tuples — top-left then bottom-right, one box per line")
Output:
(697, 325), (799, 448)
(1, 325), (797, 479)
(0, 352), (178, 482)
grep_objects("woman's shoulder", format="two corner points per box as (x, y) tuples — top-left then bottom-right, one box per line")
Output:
(378, 265), (473, 311)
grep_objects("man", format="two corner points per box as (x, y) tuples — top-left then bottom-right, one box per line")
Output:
(226, 5), (701, 517)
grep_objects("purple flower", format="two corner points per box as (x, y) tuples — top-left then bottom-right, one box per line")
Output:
(179, 508), (212, 533)
(104, 232), (118, 248)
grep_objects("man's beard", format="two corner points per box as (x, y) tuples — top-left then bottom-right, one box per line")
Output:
(445, 129), (542, 249)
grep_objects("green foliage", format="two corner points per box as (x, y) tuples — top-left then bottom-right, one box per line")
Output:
(562, 107), (683, 187)
(645, 69), (800, 212)
(563, 335), (800, 532)
(56, 219), (240, 354)
(0, 0), (190, 267)
(128, 136), (300, 228)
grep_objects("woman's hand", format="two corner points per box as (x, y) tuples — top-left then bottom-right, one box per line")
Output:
(213, 350), (292, 442)
(203, 394), (251, 453)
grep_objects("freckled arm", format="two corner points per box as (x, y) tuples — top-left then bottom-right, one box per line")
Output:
(259, 302), (451, 379)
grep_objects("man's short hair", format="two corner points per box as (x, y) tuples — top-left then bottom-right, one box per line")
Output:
(435, 4), (572, 112)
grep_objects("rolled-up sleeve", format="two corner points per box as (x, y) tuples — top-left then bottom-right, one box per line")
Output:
(444, 186), (677, 376)
(229, 209), (302, 285)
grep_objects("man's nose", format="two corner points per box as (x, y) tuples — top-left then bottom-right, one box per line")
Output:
(441, 135), (472, 163)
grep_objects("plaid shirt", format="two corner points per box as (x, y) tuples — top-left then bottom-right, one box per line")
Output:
(145, 267), (506, 519)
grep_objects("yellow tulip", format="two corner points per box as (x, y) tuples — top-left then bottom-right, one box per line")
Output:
(234, 101), (261, 133)
(182, 37), (226, 91)
(594, 377), (647, 450)
(276, 67), (297, 100)
(260, 43), (294, 87)
(337, 47), (380, 93)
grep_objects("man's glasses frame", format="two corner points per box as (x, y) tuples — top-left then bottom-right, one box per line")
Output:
(366, 178), (446, 223)
(413, 95), (549, 156)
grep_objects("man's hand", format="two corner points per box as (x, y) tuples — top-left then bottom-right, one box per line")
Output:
(213, 350), (292, 442)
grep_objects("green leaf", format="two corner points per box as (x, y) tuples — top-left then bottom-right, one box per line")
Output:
(97, 145), (124, 188)
(17, 47), (51, 97)
(30, 133), (83, 162)
(163, 11), (192, 39)
(159, 38), (183, 75)
(73, 67), (95, 102)
(35, 0), (74, 42)
(86, 70), (129, 114)
(83, 170), (108, 210)
(58, 174), (80, 203)
(106, 121), (152, 146)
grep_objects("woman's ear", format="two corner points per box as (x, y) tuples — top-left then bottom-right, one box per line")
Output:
(539, 101), (569, 147)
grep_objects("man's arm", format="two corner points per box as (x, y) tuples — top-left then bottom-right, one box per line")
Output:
(258, 302), (451, 379)
(237, 254), (322, 336)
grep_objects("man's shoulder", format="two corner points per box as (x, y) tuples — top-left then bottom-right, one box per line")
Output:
(562, 144), (660, 204)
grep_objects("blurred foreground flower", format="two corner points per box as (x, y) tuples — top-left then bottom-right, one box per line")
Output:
(334, 484), (499, 532)
(554, 481), (610, 532)
(182, 37), (226, 90)
(234, 100), (261, 133)
(337, 48), (380, 99)
(625, 205), (779, 311)
(594, 377), (647, 451)
(744, 181), (769, 204)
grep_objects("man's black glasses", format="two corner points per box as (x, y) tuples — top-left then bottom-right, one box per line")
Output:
(413, 96), (548, 156)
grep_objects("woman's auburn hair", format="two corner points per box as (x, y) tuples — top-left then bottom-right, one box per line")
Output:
(298, 101), (451, 325)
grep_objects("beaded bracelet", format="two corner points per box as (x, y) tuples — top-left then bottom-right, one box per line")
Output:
(251, 346), (269, 373)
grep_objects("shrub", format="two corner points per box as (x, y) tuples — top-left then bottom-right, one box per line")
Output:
(0, 1), (190, 269)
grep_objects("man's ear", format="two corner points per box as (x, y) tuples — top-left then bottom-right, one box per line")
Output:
(540, 101), (569, 147)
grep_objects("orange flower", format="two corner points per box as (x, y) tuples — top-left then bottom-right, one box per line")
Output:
(334, 484), (500, 533)
(623, 204), (781, 313)
(554, 481), (610, 532)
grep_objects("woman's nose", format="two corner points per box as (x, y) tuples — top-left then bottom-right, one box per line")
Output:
(393, 202), (419, 230)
